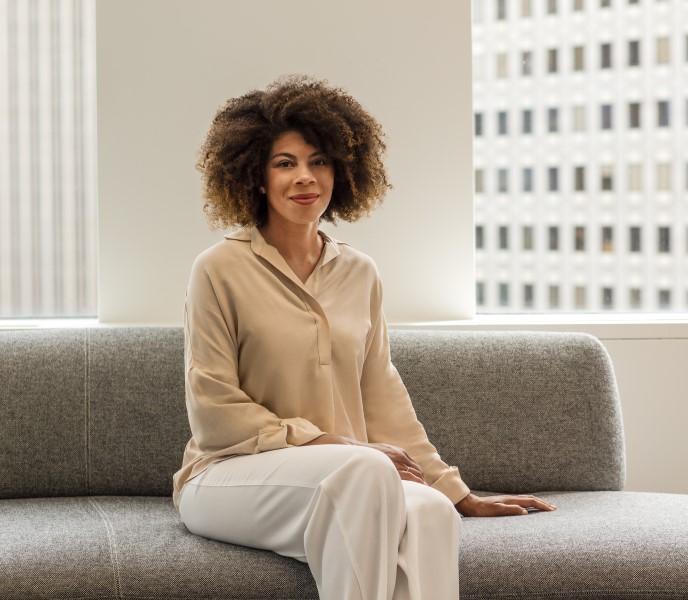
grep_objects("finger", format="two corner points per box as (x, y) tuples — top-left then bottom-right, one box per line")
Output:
(494, 502), (529, 516)
(398, 469), (427, 485)
(502, 496), (557, 511)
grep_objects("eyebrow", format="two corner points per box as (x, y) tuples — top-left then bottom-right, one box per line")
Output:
(269, 151), (325, 160)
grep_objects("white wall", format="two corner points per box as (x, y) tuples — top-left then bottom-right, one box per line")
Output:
(96, 0), (474, 325)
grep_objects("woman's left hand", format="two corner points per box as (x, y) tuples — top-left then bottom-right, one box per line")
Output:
(456, 492), (556, 517)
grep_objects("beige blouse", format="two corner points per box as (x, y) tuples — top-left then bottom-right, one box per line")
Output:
(172, 226), (470, 509)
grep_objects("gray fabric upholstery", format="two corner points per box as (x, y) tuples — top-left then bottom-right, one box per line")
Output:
(1, 326), (686, 599)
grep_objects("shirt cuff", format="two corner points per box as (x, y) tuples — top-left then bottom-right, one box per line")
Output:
(257, 418), (325, 452)
(431, 467), (471, 505)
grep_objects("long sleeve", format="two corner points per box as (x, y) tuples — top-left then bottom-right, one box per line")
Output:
(360, 275), (471, 505)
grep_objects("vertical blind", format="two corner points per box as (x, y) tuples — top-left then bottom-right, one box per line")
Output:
(0, 0), (96, 318)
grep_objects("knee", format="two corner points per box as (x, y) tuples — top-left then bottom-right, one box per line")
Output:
(320, 445), (402, 497)
(406, 484), (462, 532)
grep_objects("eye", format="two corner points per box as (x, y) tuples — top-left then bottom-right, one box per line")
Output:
(274, 160), (293, 168)
(312, 157), (329, 166)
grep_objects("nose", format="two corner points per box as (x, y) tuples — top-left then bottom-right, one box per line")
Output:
(295, 166), (315, 185)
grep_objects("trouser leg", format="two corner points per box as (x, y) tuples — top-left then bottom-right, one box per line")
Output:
(178, 444), (460, 600)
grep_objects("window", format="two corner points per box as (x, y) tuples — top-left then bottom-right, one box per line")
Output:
(498, 168), (509, 192)
(600, 43), (612, 69)
(600, 0), (611, 7)
(575, 166), (586, 191)
(657, 100), (670, 127)
(522, 226), (534, 250)
(476, 225), (485, 249)
(521, 0), (533, 17)
(574, 226), (586, 251)
(499, 225), (509, 249)
(476, 282), (486, 306)
(602, 287), (614, 309)
(601, 165), (614, 191)
(573, 0), (585, 10)
(628, 163), (643, 191)
(628, 40), (641, 66)
(523, 284), (535, 308)
(658, 226), (671, 253)
(475, 168), (485, 193)
(628, 102), (641, 128)
(601, 226), (614, 252)
(496, 0), (507, 20)
(475, 112), (484, 136)
(548, 226), (560, 250)
(629, 226), (642, 252)
(629, 288), (642, 309)
(496, 53), (508, 78)
(574, 286), (587, 309)
(601, 104), (613, 129)
(658, 289), (672, 309)
(547, 48), (558, 73)
(522, 109), (533, 133)
(499, 283), (510, 306)
(657, 162), (672, 191)
(522, 167), (534, 192)
(573, 46), (585, 71)
(547, 108), (559, 132)
(521, 51), (533, 75)
(548, 167), (559, 191)
(498, 111), (509, 134)
(573, 105), (586, 131)
(548, 285), (560, 309)
(547, 0), (558, 14)
(0, 1), (97, 318)
(656, 36), (670, 65)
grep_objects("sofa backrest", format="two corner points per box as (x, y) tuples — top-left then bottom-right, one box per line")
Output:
(0, 327), (624, 499)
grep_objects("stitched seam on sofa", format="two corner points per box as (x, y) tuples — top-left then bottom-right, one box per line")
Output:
(84, 329), (91, 494)
(462, 591), (687, 599)
(89, 497), (123, 599)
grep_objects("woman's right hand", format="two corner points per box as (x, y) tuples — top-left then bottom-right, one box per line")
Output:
(303, 435), (427, 485)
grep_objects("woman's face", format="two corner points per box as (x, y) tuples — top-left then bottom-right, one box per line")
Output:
(262, 130), (334, 229)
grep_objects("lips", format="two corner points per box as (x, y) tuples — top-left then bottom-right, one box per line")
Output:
(289, 193), (319, 205)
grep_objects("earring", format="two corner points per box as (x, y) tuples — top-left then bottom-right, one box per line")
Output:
(259, 186), (266, 194)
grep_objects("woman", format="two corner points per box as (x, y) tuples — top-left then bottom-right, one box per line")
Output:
(173, 76), (554, 600)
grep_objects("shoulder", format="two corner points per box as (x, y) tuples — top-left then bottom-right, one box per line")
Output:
(191, 229), (252, 272)
(325, 233), (380, 280)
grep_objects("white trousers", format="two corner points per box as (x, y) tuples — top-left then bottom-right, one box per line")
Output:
(179, 445), (461, 600)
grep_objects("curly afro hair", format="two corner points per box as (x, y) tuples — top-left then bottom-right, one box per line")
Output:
(196, 75), (392, 229)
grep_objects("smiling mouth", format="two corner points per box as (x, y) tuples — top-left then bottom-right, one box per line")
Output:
(290, 194), (319, 205)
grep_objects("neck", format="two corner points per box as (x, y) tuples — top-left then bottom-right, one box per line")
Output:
(258, 220), (323, 262)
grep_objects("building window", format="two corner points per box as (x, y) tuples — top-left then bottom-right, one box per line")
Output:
(549, 226), (560, 250)
(496, 0), (507, 20)
(523, 284), (535, 308)
(600, 0), (611, 7)
(476, 281), (486, 306)
(573, 0), (585, 11)
(574, 166), (586, 191)
(547, 48), (558, 73)
(499, 225), (509, 249)
(601, 104), (613, 129)
(498, 168), (509, 193)
(475, 112), (484, 136)
(657, 100), (670, 127)
(600, 43), (612, 69)
(521, 51), (533, 75)
(629, 288), (642, 309)
(522, 109), (533, 133)
(658, 289), (672, 309)
(602, 287), (614, 309)
(499, 283), (510, 306)
(522, 225), (534, 250)
(521, 0), (533, 18)
(629, 226), (642, 252)
(656, 36), (670, 65)
(496, 53), (508, 78)
(574, 226), (586, 251)
(547, 108), (559, 132)
(658, 226), (671, 253)
(498, 111), (509, 134)
(628, 40), (640, 66)
(600, 165), (614, 191)
(601, 226), (614, 252)
(628, 102), (641, 128)
(547, 0), (558, 14)
(628, 163), (643, 191)
(548, 285), (560, 309)
(475, 168), (485, 193)
(657, 162), (672, 191)
(476, 225), (485, 249)
(548, 167), (559, 191)
(573, 105), (586, 131)
(574, 286), (587, 310)
(522, 167), (534, 192)
(573, 45), (585, 71)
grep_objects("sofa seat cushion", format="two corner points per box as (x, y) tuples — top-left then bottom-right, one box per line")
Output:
(462, 491), (688, 600)
(0, 496), (318, 599)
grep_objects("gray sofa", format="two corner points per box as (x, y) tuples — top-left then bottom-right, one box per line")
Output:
(1, 327), (687, 600)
